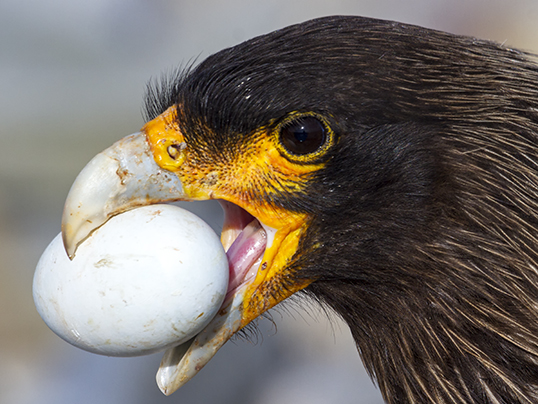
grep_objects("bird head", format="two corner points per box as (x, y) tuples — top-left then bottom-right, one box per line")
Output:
(61, 15), (538, 403)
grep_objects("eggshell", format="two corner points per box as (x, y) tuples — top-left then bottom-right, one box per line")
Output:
(33, 204), (228, 357)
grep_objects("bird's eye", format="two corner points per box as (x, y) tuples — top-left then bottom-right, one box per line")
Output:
(280, 117), (327, 155)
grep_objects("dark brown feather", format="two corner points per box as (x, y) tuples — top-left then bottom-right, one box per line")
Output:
(146, 16), (538, 404)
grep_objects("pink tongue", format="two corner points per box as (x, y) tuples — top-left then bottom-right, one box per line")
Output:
(225, 220), (267, 298)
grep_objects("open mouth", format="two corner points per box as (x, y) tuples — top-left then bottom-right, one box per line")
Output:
(59, 131), (291, 395)
(219, 200), (273, 305)
(152, 200), (278, 395)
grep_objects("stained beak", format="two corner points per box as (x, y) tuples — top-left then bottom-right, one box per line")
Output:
(61, 130), (248, 394)
(62, 128), (271, 397)
(61, 107), (313, 395)
(62, 132), (186, 259)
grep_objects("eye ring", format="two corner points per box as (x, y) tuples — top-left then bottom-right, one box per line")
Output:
(280, 116), (326, 155)
(276, 113), (335, 163)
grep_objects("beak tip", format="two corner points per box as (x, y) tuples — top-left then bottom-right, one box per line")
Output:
(61, 236), (76, 260)
(61, 210), (90, 260)
(61, 222), (75, 259)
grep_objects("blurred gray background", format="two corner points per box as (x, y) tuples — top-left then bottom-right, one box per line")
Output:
(1, 1), (537, 403)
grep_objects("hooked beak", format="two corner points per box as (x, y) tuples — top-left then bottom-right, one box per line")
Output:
(62, 131), (251, 394)
(61, 107), (312, 395)
(62, 132), (185, 259)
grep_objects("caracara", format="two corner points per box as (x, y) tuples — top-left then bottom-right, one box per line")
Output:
(61, 16), (538, 404)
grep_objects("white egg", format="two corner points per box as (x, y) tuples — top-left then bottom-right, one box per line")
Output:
(33, 204), (228, 357)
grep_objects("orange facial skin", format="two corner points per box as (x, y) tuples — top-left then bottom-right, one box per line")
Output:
(141, 105), (326, 329)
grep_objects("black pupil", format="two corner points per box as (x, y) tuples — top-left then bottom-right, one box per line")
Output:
(281, 117), (326, 155)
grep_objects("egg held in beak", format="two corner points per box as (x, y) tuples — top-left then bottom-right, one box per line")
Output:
(34, 204), (229, 357)
(57, 131), (279, 395)
(57, 92), (316, 395)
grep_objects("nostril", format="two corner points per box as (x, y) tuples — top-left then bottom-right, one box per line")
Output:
(167, 142), (186, 160)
